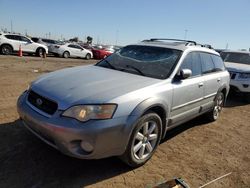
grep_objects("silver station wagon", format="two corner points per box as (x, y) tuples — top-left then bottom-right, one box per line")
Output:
(17, 39), (230, 167)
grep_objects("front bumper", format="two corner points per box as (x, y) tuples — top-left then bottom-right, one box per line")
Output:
(230, 79), (250, 93)
(17, 91), (134, 159)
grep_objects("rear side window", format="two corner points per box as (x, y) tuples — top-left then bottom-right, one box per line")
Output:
(31, 38), (39, 42)
(180, 52), (202, 77)
(211, 55), (225, 71)
(200, 52), (215, 74)
(5, 35), (19, 41)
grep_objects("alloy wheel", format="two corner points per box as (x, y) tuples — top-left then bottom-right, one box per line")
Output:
(132, 121), (158, 160)
(213, 94), (224, 119)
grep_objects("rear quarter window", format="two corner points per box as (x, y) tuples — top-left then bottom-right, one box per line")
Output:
(211, 55), (225, 71)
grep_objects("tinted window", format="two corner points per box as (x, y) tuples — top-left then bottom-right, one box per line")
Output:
(211, 55), (225, 71)
(5, 35), (19, 40)
(68, 44), (81, 49)
(200, 52), (215, 74)
(42, 39), (57, 44)
(180, 52), (202, 77)
(68, 44), (75, 48)
(220, 52), (250, 65)
(31, 38), (39, 42)
(96, 45), (182, 79)
(20, 36), (31, 42)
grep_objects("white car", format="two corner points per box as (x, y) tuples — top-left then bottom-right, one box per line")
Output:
(221, 51), (250, 95)
(0, 33), (48, 56)
(50, 43), (93, 59)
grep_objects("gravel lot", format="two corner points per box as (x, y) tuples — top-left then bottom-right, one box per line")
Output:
(0, 55), (249, 188)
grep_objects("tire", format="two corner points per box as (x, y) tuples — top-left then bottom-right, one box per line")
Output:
(1, 44), (13, 55)
(63, 51), (70, 58)
(36, 48), (45, 57)
(206, 92), (224, 121)
(85, 53), (91, 60)
(120, 112), (162, 167)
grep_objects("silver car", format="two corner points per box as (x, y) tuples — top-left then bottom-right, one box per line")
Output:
(17, 39), (230, 167)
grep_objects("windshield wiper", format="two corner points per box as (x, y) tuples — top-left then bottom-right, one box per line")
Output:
(125, 65), (145, 76)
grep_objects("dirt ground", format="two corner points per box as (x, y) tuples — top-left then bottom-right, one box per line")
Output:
(0, 55), (249, 188)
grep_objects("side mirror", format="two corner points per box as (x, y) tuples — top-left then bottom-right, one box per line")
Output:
(180, 69), (192, 79)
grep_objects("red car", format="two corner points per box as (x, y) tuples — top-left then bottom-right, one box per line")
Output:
(92, 48), (113, 59)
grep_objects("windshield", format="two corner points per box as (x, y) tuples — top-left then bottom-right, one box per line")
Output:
(221, 52), (250, 65)
(96, 45), (182, 79)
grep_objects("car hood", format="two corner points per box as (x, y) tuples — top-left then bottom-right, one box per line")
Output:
(225, 62), (250, 72)
(31, 65), (161, 109)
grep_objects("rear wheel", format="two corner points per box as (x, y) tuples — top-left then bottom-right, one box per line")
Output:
(63, 51), (70, 58)
(206, 92), (224, 121)
(1, 44), (13, 55)
(120, 113), (162, 167)
(85, 53), (91, 60)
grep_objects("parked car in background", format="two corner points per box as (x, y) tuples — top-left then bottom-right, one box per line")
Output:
(92, 46), (114, 59)
(50, 43), (93, 59)
(221, 50), (250, 98)
(17, 38), (229, 167)
(31, 37), (60, 53)
(0, 33), (48, 56)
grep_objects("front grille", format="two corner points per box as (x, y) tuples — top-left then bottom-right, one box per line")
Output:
(27, 90), (58, 115)
(229, 72), (237, 79)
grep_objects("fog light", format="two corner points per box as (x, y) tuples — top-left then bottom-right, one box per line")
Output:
(80, 141), (94, 152)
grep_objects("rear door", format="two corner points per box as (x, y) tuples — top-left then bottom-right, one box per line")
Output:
(199, 52), (222, 109)
(5, 35), (21, 51)
(67, 44), (78, 57)
(170, 52), (204, 125)
(18, 36), (35, 53)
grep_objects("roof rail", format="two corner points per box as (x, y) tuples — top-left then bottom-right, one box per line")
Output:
(200, 44), (213, 49)
(142, 38), (197, 45)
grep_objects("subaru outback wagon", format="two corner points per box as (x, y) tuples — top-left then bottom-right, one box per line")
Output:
(17, 38), (230, 167)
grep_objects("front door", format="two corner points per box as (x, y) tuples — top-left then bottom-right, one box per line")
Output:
(170, 52), (204, 125)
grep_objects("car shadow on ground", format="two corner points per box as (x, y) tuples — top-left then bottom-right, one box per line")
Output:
(224, 92), (250, 107)
(0, 96), (247, 188)
(0, 119), (130, 188)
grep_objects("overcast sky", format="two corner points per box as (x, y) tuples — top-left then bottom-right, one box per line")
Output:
(0, 0), (249, 50)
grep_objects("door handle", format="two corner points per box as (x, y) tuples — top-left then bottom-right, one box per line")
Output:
(198, 83), (204, 87)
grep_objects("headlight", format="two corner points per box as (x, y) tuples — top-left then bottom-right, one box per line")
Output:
(238, 73), (250, 79)
(62, 104), (117, 122)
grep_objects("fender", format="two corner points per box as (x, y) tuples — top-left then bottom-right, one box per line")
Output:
(122, 98), (170, 150)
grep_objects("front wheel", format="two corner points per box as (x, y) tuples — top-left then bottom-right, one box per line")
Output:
(206, 92), (224, 121)
(120, 113), (162, 167)
(63, 51), (70, 58)
(85, 53), (91, 60)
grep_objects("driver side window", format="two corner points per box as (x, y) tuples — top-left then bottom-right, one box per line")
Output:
(180, 52), (202, 77)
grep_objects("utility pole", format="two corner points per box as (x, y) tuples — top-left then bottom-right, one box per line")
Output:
(11, 20), (13, 33)
(184, 29), (188, 40)
(115, 30), (119, 45)
(226, 43), (229, 49)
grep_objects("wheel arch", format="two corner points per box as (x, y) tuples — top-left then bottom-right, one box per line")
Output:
(0, 43), (14, 51)
(217, 84), (229, 103)
(128, 98), (170, 140)
(36, 47), (46, 53)
(63, 50), (70, 56)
